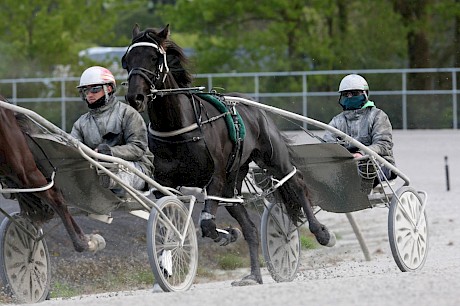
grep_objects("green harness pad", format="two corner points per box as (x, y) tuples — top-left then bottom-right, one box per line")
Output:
(196, 93), (246, 143)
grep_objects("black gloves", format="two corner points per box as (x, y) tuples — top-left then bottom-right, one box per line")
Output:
(96, 143), (113, 156)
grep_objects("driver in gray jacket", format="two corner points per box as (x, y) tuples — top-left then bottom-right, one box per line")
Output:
(323, 74), (396, 182)
(71, 66), (154, 192)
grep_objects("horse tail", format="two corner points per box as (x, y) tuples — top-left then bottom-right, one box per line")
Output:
(272, 131), (312, 225)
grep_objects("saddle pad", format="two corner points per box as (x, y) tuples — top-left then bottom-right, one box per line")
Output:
(196, 93), (246, 143)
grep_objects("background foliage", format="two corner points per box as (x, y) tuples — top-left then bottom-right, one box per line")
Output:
(1, 0), (460, 128)
(2, 0), (460, 77)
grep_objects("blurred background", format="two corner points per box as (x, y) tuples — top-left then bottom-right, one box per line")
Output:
(1, 0), (460, 130)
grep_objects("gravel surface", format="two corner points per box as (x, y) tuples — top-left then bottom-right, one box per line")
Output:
(3, 130), (460, 305)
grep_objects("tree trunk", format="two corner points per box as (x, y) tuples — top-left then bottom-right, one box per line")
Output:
(393, 0), (432, 89)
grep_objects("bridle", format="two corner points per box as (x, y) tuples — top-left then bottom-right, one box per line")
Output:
(122, 38), (170, 97)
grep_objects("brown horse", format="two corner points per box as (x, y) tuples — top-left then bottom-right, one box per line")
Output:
(0, 96), (99, 252)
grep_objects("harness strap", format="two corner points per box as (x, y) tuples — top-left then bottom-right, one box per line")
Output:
(148, 112), (228, 138)
(149, 122), (198, 137)
(125, 41), (169, 82)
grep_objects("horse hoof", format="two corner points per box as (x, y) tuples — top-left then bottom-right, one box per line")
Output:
(86, 234), (106, 252)
(326, 231), (336, 247)
(313, 225), (336, 247)
(231, 275), (262, 286)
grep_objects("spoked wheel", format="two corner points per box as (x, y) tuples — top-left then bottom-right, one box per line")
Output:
(388, 186), (428, 272)
(261, 199), (301, 282)
(147, 196), (198, 292)
(0, 212), (51, 303)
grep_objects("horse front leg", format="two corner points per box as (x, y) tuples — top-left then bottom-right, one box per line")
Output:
(199, 199), (240, 244)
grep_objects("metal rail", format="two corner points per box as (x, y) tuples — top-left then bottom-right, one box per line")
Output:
(223, 95), (411, 186)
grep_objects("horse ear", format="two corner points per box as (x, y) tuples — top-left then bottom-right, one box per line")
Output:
(158, 24), (170, 40)
(132, 23), (140, 38)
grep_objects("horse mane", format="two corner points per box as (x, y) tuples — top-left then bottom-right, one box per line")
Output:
(134, 27), (193, 88)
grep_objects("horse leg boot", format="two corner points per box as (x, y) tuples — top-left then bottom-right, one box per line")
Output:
(199, 200), (241, 245)
(226, 204), (263, 286)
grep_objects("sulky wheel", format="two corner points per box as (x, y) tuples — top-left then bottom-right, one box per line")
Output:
(146, 196), (198, 292)
(388, 186), (428, 272)
(0, 212), (51, 303)
(261, 199), (301, 282)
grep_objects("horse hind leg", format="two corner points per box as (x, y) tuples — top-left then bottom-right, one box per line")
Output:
(225, 204), (263, 286)
(22, 169), (101, 253)
(225, 166), (262, 285)
(278, 173), (336, 247)
(44, 187), (106, 252)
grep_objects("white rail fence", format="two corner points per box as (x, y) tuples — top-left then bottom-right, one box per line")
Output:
(1, 68), (459, 131)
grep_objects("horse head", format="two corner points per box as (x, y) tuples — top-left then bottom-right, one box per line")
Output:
(123, 24), (193, 112)
(122, 24), (170, 112)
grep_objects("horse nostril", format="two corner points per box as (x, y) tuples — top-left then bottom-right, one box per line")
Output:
(135, 94), (145, 104)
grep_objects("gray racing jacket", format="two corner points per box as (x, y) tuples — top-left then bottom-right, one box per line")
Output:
(71, 96), (154, 177)
(322, 105), (395, 165)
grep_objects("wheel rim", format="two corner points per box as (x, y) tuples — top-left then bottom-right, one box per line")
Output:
(0, 214), (50, 303)
(148, 197), (198, 291)
(390, 188), (428, 271)
(262, 202), (300, 282)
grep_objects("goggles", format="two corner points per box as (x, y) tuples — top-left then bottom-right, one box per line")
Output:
(80, 85), (104, 95)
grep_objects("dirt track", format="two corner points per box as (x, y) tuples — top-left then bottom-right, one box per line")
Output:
(4, 130), (460, 305)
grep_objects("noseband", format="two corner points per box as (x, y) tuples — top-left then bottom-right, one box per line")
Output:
(123, 41), (170, 95)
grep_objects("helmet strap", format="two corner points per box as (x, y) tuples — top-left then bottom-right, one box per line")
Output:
(103, 84), (110, 104)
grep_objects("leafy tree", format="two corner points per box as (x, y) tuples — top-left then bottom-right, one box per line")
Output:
(157, 1), (406, 71)
(0, 0), (124, 77)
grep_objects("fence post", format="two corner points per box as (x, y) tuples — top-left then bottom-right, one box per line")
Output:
(452, 70), (457, 129)
(302, 74), (307, 129)
(445, 156), (450, 191)
(402, 72), (407, 130)
(60, 79), (66, 131)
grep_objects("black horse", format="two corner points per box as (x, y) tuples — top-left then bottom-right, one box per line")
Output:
(123, 24), (335, 285)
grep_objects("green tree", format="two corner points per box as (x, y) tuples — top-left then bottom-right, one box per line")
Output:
(157, 0), (406, 91)
(0, 0), (124, 77)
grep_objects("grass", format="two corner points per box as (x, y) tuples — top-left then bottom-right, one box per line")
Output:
(49, 256), (154, 298)
(299, 226), (320, 250)
(217, 253), (246, 270)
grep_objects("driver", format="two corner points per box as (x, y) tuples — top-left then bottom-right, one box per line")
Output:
(323, 74), (397, 183)
(71, 66), (154, 193)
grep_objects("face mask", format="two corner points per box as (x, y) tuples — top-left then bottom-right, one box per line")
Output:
(87, 95), (107, 109)
(339, 95), (367, 110)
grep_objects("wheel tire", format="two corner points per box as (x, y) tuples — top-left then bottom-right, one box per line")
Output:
(146, 196), (198, 291)
(388, 186), (429, 272)
(261, 199), (301, 282)
(0, 212), (51, 303)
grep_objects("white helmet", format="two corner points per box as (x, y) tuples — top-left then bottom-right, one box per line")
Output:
(338, 74), (369, 92)
(77, 66), (116, 89)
